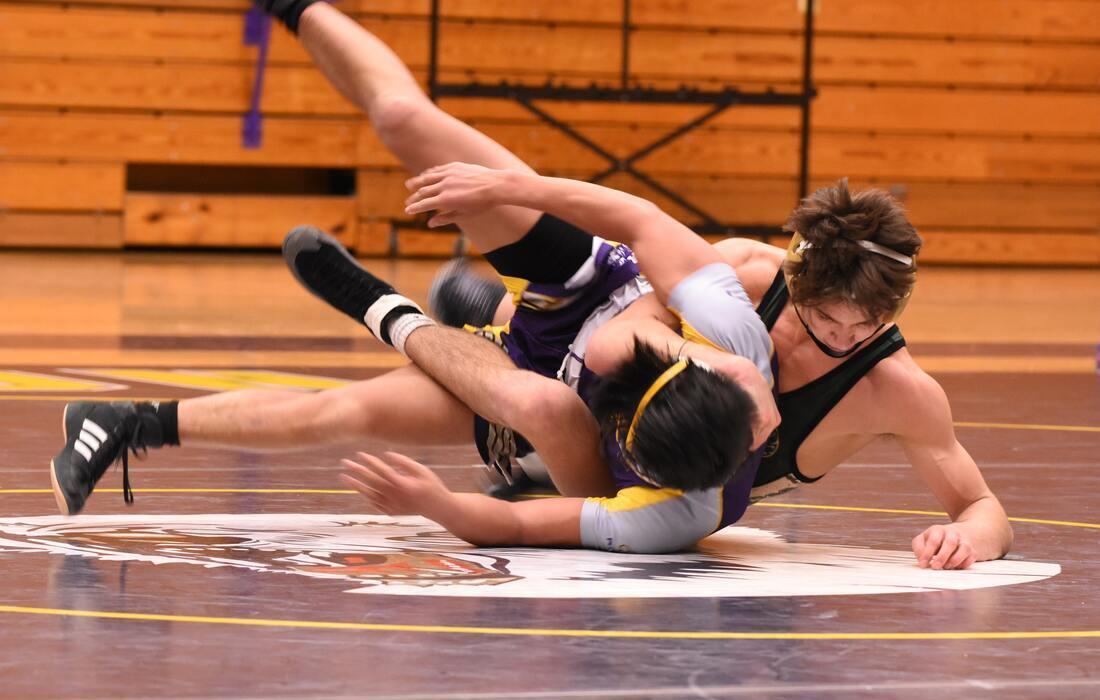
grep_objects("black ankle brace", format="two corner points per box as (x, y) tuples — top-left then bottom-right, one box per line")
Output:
(256, 0), (323, 34)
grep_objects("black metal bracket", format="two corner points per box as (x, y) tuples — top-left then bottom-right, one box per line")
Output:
(392, 0), (817, 252)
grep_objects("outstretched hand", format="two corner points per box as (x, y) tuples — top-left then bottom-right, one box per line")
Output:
(404, 162), (511, 227)
(340, 451), (452, 517)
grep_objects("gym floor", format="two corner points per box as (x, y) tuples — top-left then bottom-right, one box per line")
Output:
(0, 251), (1097, 699)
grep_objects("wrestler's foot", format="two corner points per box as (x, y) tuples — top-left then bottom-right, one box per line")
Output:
(428, 259), (507, 328)
(50, 402), (159, 515)
(283, 226), (425, 345)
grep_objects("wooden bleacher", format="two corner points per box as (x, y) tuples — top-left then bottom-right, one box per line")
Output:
(0, 0), (1097, 264)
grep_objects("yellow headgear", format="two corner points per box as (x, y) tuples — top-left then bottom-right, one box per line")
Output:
(784, 232), (917, 322)
(624, 358), (690, 452)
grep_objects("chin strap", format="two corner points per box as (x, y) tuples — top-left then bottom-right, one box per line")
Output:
(792, 304), (884, 359)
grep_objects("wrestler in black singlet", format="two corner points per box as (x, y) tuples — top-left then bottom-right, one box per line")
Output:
(752, 270), (907, 495)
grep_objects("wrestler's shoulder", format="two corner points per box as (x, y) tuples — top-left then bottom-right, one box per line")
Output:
(712, 238), (784, 298)
(865, 349), (950, 421)
(713, 237), (785, 267)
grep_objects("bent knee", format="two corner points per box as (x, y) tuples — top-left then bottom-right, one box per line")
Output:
(503, 377), (588, 443)
(369, 93), (436, 147)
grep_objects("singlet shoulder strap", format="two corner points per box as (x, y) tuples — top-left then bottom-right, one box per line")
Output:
(755, 268), (788, 330)
(782, 326), (907, 404)
(778, 326), (908, 483)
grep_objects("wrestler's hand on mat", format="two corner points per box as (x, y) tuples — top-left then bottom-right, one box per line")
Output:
(404, 162), (508, 226)
(911, 523), (977, 570)
(340, 451), (451, 517)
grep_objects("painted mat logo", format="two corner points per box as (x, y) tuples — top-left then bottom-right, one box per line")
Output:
(0, 514), (1059, 598)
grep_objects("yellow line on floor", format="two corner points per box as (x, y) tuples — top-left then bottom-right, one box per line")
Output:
(0, 351), (407, 368)
(3, 489), (1097, 530)
(0, 396), (178, 402)
(954, 421), (1100, 433)
(751, 502), (1100, 530)
(0, 488), (352, 495)
(915, 355), (1094, 374)
(0, 604), (1096, 641)
(3, 393), (1098, 435)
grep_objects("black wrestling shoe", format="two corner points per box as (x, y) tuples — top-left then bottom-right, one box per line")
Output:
(485, 471), (537, 502)
(283, 226), (423, 345)
(427, 258), (507, 328)
(50, 402), (148, 515)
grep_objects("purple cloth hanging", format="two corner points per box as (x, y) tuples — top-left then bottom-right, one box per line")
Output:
(242, 6), (272, 149)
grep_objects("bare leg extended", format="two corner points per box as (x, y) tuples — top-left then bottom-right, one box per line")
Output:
(280, 4), (616, 495)
(178, 365), (473, 450)
(296, 3), (541, 253)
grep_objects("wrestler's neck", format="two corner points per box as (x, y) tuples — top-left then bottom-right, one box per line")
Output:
(774, 301), (895, 379)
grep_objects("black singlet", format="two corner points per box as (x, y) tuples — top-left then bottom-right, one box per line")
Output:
(753, 270), (907, 488)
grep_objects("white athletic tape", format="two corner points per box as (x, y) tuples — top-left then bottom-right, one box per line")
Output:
(389, 314), (436, 357)
(364, 294), (423, 342)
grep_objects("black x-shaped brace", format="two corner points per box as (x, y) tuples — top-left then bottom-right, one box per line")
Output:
(426, 82), (812, 239)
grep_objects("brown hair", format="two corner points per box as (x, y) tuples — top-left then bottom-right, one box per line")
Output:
(783, 178), (922, 321)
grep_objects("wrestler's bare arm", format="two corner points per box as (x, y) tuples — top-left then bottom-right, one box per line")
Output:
(342, 451), (583, 547)
(405, 164), (721, 300)
(888, 367), (1014, 568)
(486, 237), (784, 332)
(712, 237), (787, 296)
(585, 297), (779, 450)
(583, 237), (785, 367)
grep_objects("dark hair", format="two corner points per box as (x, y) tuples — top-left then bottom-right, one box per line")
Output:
(588, 339), (756, 491)
(784, 178), (922, 321)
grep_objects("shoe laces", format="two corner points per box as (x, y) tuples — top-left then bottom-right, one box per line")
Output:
(119, 419), (147, 505)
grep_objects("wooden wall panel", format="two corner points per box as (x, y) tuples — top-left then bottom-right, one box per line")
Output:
(7, 68), (1099, 141)
(354, 171), (1100, 259)
(635, 1), (1100, 41)
(807, 133), (1100, 184)
(812, 87), (1100, 139)
(0, 112), (360, 166)
(352, 171), (1100, 248)
(0, 1), (1097, 264)
(11, 7), (1096, 92)
(0, 162), (125, 211)
(0, 60), (356, 115)
(630, 31), (1100, 90)
(441, 89), (1100, 139)
(0, 7), (417, 67)
(811, 1), (1100, 41)
(356, 168), (413, 220)
(16, 1), (425, 13)
(20, 0), (253, 9)
(124, 193), (357, 247)
(883, 182), (1100, 234)
(623, 129), (1100, 183)
(592, 176), (1100, 234)
(30, 0), (1100, 42)
(0, 212), (123, 247)
(919, 232), (1100, 267)
(355, 220), (393, 256)
(0, 5), (265, 63)
(393, 229), (462, 257)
